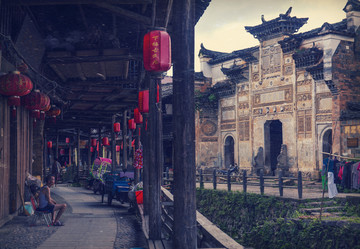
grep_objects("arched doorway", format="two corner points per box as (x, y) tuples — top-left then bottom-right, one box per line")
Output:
(264, 120), (283, 174)
(224, 136), (234, 168)
(322, 129), (332, 159)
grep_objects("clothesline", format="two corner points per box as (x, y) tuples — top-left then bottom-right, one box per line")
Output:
(321, 152), (360, 161)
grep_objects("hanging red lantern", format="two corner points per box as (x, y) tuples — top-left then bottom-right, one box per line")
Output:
(0, 71), (33, 116)
(45, 105), (61, 124)
(128, 119), (136, 130)
(143, 30), (171, 72)
(116, 145), (120, 152)
(39, 103), (50, 121)
(47, 141), (52, 149)
(102, 137), (109, 146)
(65, 137), (70, 144)
(90, 147), (94, 153)
(59, 149), (65, 155)
(114, 122), (121, 133)
(134, 108), (143, 124)
(138, 90), (149, 113)
(23, 89), (50, 116)
(91, 138), (97, 147)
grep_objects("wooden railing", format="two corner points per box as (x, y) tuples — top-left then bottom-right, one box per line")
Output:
(160, 187), (244, 249)
(163, 168), (304, 199)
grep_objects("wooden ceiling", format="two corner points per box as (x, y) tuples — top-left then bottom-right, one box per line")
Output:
(12, 0), (211, 136)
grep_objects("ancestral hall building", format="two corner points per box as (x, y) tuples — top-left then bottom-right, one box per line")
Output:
(196, 1), (360, 178)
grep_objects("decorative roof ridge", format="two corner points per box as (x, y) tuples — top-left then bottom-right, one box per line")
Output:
(208, 45), (259, 65)
(281, 19), (351, 42)
(244, 7), (309, 40)
(198, 43), (229, 58)
(343, 0), (360, 12)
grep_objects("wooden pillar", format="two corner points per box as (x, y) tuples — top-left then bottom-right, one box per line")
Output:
(88, 129), (92, 175)
(77, 129), (80, 178)
(172, 0), (196, 247)
(142, 112), (150, 215)
(111, 115), (116, 171)
(149, 74), (162, 239)
(123, 110), (128, 169)
(9, 113), (17, 213)
(98, 126), (102, 158)
(135, 123), (140, 183)
(55, 130), (59, 159)
(43, 133), (47, 179)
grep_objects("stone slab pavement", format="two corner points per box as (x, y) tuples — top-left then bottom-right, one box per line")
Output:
(0, 185), (147, 249)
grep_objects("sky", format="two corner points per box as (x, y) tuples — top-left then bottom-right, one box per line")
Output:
(194, 0), (348, 72)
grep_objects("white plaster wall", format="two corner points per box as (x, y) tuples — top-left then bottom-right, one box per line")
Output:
(200, 57), (212, 78)
(301, 34), (353, 81)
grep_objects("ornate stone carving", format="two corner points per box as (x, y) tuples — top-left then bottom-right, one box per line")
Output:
(253, 85), (293, 107)
(221, 123), (236, 130)
(201, 120), (217, 136)
(201, 137), (218, 142)
(316, 115), (332, 122)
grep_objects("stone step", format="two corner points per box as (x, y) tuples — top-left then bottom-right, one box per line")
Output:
(301, 206), (343, 214)
(302, 200), (336, 207)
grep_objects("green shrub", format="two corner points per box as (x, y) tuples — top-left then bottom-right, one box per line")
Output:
(196, 189), (360, 248)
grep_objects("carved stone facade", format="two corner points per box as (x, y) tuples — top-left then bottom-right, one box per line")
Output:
(196, 2), (360, 178)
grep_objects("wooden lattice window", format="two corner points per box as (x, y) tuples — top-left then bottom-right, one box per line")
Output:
(298, 110), (312, 138)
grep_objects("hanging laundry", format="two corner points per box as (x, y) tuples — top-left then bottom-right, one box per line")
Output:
(352, 162), (360, 189)
(328, 172), (338, 198)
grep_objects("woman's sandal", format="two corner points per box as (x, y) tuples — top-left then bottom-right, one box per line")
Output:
(53, 221), (64, 226)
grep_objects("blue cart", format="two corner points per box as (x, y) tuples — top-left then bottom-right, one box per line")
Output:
(105, 171), (134, 205)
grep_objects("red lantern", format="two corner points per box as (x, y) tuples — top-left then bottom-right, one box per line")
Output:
(59, 149), (65, 155)
(143, 30), (171, 72)
(47, 141), (52, 148)
(114, 122), (121, 133)
(46, 105), (61, 123)
(30, 110), (40, 119)
(90, 147), (94, 153)
(66, 137), (70, 144)
(102, 137), (109, 146)
(138, 90), (149, 113)
(0, 71), (33, 116)
(23, 90), (50, 117)
(116, 145), (120, 152)
(128, 119), (136, 130)
(91, 139), (97, 147)
(134, 108), (143, 124)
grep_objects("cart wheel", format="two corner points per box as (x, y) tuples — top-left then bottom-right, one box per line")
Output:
(107, 193), (113, 206)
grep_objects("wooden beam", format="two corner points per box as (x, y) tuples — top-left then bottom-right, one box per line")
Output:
(95, 2), (151, 25)
(16, 0), (152, 6)
(46, 54), (141, 64)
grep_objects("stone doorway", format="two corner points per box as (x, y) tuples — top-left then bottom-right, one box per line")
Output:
(224, 136), (234, 169)
(322, 129), (332, 159)
(264, 120), (283, 175)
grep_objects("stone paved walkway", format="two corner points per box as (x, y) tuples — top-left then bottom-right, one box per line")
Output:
(0, 185), (147, 249)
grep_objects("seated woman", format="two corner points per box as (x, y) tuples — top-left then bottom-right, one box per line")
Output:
(38, 175), (67, 226)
